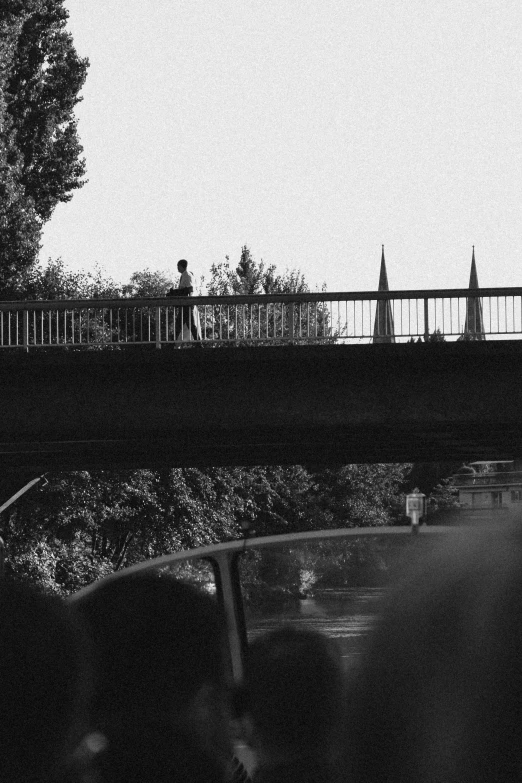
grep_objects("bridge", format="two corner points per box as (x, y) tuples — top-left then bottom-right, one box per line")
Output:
(1, 287), (522, 472)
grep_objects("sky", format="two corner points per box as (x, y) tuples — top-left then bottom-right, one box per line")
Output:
(40, 0), (522, 293)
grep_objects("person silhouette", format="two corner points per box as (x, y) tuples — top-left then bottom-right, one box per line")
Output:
(236, 626), (344, 783)
(74, 572), (230, 783)
(168, 259), (202, 341)
(344, 521), (522, 783)
(0, 580), (97, 783)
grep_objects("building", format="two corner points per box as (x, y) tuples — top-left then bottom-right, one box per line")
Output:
(451, 461), (522, 521)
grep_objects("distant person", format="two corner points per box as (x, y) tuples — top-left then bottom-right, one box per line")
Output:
(236, 626), (344, 783)
(0, 579), (98, 783)
(344, 522), (522, 783)
(168, 258), (202, 342)
(73, 572), (231, 783)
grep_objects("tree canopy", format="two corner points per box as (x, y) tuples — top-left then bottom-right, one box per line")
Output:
(0, 0), (88, 293)
(207, 246), (312, 296)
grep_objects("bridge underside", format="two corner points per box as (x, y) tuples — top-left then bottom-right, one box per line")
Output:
(1, 342), (522, 472)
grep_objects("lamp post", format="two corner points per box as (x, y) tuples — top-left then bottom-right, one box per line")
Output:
(406, 488), (427, 534)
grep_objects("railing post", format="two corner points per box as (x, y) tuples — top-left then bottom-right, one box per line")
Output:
(22, 309), (29, 352)
(155, 306), (162, 349)
(423, 298), (429, 342)
(289, 302), (295, 341)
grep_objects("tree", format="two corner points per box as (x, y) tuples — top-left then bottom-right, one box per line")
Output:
(23, 257), (120, 300)
(205, 247), (332, 344)
(426, 478), (460, 522)
(0, 4), (42, 291)
(304, 464), (411, 529)
(3, 467), (266, 593)
(407, 461), (461, 495)
(0, 0), (88, 291)
(5, 0), (89, 222)
(207, 246), (311, 296)
(4, 461), (411, 595)
(122, 269), (175, 298)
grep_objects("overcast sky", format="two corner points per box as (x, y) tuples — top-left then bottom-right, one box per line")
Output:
(40, 0), (522, 292)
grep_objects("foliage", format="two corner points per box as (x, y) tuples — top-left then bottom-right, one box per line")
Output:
(22, 257), (120, 299)
(303, 464), (411, 529)
(407, 463), (461, 523)
(3, 461), (412, 595)
(0, 0), (88, 292)
(426, 328), (445, 342)
(240, 534), (416, 613)
(204, 247), (332, 344)
(4, 0), (89, 222)
(407, 461), (461, 495)
(407, 329), (445, 344)
(426, 478), (460, 522)
(457, 330), (484, 341)
(207, 246), (312, 297)
(3, 469), (243, 594)
(0, 7), (41, 292)
(122, 269), (175, 298)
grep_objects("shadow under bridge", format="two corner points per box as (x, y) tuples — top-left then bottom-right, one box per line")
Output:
(1, 340), (522, 472)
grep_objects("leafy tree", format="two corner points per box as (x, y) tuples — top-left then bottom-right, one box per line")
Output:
(3, 467), (268, 593)
(208, 246), (312, 296)
(205, 247), (332, 344)
(122, 269), (175, 298)
(0, 5), (41, 292)
(0, 0), (88, 291)
(22, 257), (120, 300)
(3, 461), (410, 595)
(304, 464), (411, 529)
(4, 0), (88, 222)
(14, 258), (122, 345)
(426, 478), (459, 519)
(407, 461), (461, 495)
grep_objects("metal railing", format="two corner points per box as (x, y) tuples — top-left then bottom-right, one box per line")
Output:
(452, 471), (522, 488)
(0, 287), (521, 348)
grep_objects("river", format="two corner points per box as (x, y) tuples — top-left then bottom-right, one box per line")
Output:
(245, 587), (385, 671)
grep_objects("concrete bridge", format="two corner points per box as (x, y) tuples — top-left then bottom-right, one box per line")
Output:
(1, 337), (522, 472)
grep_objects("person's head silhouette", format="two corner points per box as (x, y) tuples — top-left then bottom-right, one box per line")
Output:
(345, 523), (522, 783)
(75, 572), (230, 783)
(0, 580), (93, 782)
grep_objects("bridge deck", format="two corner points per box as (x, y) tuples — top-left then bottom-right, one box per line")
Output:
(2, 340), (522, 471)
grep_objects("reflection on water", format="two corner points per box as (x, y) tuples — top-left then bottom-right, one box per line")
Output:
(246, 587), (385, 670)
(238, 533), (422, 670)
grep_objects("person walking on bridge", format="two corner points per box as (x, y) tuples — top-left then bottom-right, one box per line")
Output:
(168, 259), (202, 342)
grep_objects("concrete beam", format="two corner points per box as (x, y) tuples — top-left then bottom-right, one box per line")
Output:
(1, 341), (522, 471)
